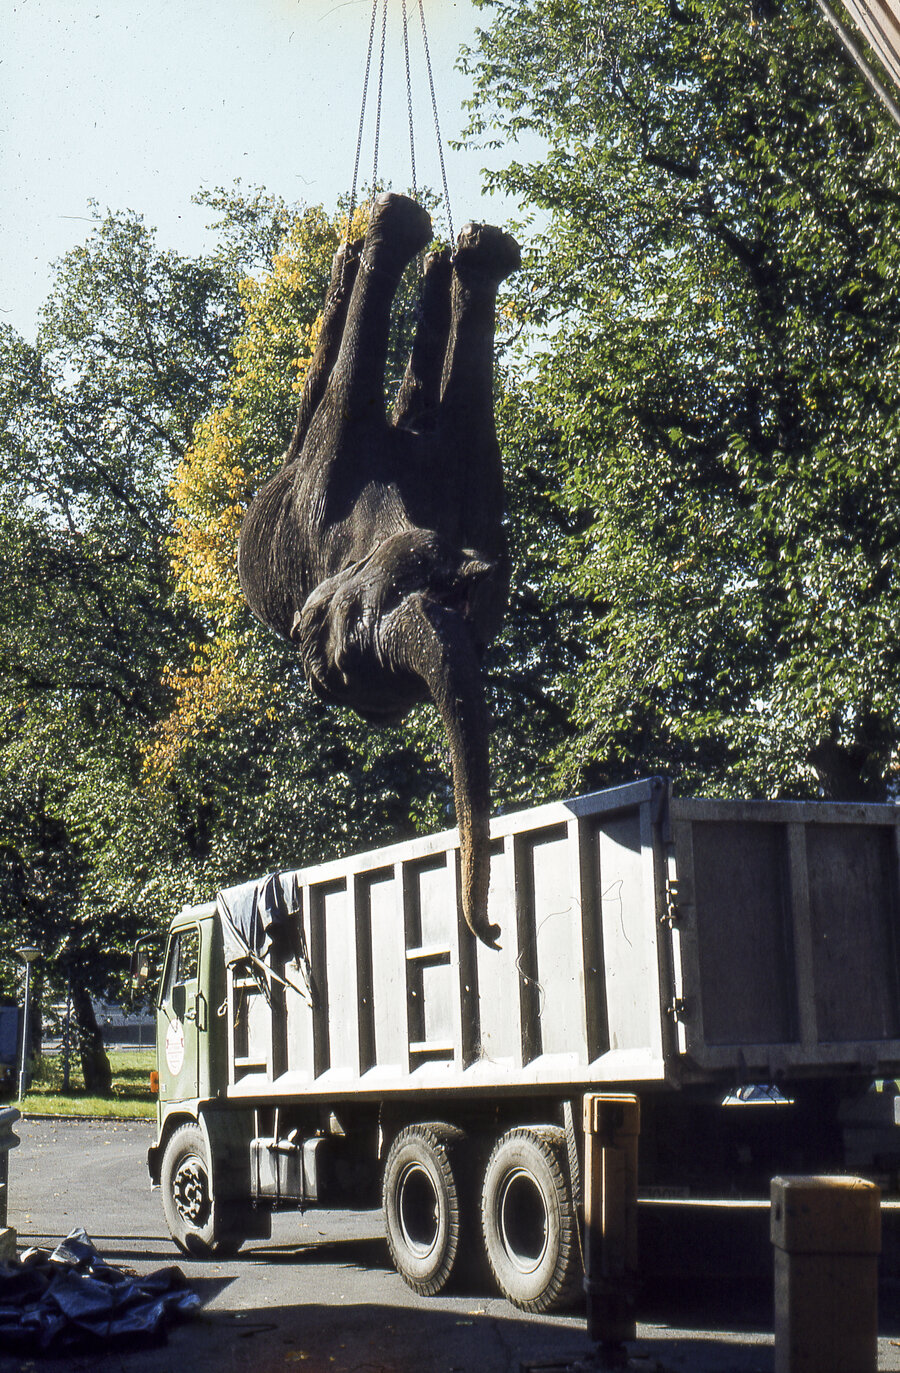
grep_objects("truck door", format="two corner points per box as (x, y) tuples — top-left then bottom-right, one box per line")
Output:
(158, 924), (206, 1102)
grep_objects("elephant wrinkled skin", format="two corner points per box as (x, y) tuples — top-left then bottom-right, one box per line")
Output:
(237, 192), (520, 947)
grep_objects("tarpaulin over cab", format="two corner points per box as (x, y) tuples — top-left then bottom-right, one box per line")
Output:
(217, 871), (299, 968)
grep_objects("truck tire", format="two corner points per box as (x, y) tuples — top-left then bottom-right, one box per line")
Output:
(160, 1123), (243, 1258)
(383, 1122), (472, 1296)
(481, 1125), (581, 1312)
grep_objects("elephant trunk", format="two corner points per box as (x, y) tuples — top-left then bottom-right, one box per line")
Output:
(383, 595), (500, 949)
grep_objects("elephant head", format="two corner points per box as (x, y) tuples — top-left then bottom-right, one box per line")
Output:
(238, 193), (520, 947)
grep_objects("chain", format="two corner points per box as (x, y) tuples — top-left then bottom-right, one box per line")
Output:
(347, 0), (381, 239)
(371, 0), (388, 194)
(402, 0), (417, 201)
(417, 0), (454, 244)
(348, 0), (455, 254)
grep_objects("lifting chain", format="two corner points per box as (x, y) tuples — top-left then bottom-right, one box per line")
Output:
(346, 0), (454, 246)
(372, 0), (389, 194)
(417, 0), (454, 244)
(347, 0), (381, 234)
(402, 0), (417, 201)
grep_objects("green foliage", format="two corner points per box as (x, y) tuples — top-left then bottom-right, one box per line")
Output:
(464, 0), (900, 798)
(0, 200), (255, 1004)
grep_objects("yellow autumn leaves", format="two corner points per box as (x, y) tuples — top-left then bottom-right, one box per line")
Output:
(143, 207), (367, 775)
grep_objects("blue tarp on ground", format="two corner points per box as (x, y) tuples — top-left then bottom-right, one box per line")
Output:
(0, 1228), (200, 1354)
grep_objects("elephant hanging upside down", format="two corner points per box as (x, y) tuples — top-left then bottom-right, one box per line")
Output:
(237, 192), (520, 948)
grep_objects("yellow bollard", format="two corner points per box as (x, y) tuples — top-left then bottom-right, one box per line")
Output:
(771, 1174), (881, 1373)
(582, 1093), (640, 1355)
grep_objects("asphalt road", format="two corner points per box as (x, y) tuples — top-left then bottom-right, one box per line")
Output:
(2, 1116), (899, 1372)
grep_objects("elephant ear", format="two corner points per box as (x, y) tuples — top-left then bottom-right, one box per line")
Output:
(291, 542), (398, 701)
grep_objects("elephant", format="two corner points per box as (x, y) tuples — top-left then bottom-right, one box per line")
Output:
(237, 192), (520, 948)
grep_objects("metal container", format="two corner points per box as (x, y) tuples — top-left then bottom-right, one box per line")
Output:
(206, 778), (900, 1104)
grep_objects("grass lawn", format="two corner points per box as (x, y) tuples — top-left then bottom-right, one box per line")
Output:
(9, 1048), (157, 1119)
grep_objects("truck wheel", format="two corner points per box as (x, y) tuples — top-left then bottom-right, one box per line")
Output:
(383, 1123), (471, 1296)
(481, 1126), (581, 1312)
(160, 1123), (243, 1257)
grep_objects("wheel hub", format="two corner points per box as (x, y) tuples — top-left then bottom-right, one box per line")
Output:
(397, 1162), (439, 1258)
(498, 1168), (548, 1273)
(173, 1157), (211, 1227)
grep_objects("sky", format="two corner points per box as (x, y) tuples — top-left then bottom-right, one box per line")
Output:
(1, 0), (529, 341)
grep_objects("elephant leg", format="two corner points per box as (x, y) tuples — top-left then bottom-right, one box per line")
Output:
(320, 193), (432, 427)
(436, 224), (521, 552)
(391, 247), (452, 432)
(283, 238), (362, 467)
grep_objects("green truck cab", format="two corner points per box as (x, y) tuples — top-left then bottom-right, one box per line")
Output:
(148, 906), (268, 1255)
(155, 908), (223, 1106)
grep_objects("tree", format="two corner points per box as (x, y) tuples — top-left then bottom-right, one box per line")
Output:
(1, 190), (480, 1063)
(0, 198), (260, 1082)
(462, 0), (900, 799)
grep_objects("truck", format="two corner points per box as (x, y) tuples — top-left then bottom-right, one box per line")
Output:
(145, 777), (900, 1311)
(0, 1007), (19, 1100)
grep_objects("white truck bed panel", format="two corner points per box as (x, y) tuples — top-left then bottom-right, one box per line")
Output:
(215, 780), (900, 1102)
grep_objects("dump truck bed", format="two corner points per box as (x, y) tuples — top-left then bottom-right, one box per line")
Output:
(210, 778), (900, 1103)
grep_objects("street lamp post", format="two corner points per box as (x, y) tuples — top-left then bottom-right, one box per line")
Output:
(16, 947), (39, 1102)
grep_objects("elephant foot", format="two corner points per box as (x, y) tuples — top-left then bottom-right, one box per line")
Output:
(423, 245), (452, 283)
(363, 192), (433, 273)
(393, 247), (453, 430)
(452, 222), (521, 285)
(333, 237), (364, 295)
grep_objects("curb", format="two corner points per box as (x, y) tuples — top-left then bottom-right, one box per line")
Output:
(16, 1112), (154, 1123)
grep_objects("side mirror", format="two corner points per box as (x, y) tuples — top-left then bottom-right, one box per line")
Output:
(130, 939), (153, 994)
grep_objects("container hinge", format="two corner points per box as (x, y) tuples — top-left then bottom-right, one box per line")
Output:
(662, 877), (681, 928)
(667, 997), (687, 1023)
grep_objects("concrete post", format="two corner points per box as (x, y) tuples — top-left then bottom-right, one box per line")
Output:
(583, 1093), (640, 1357)
(0, 1106), (21, 1261)
(771, 1174), (881, 1373)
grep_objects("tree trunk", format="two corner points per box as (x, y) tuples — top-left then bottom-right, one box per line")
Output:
(71, 984), (112, 1094)
(809, 733), (889, 802)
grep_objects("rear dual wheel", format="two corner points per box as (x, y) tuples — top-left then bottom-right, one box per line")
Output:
(383, 1122), (474, 1296)
(480, 1126), (581, 1313)
(383, 1120), (581, 1313)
